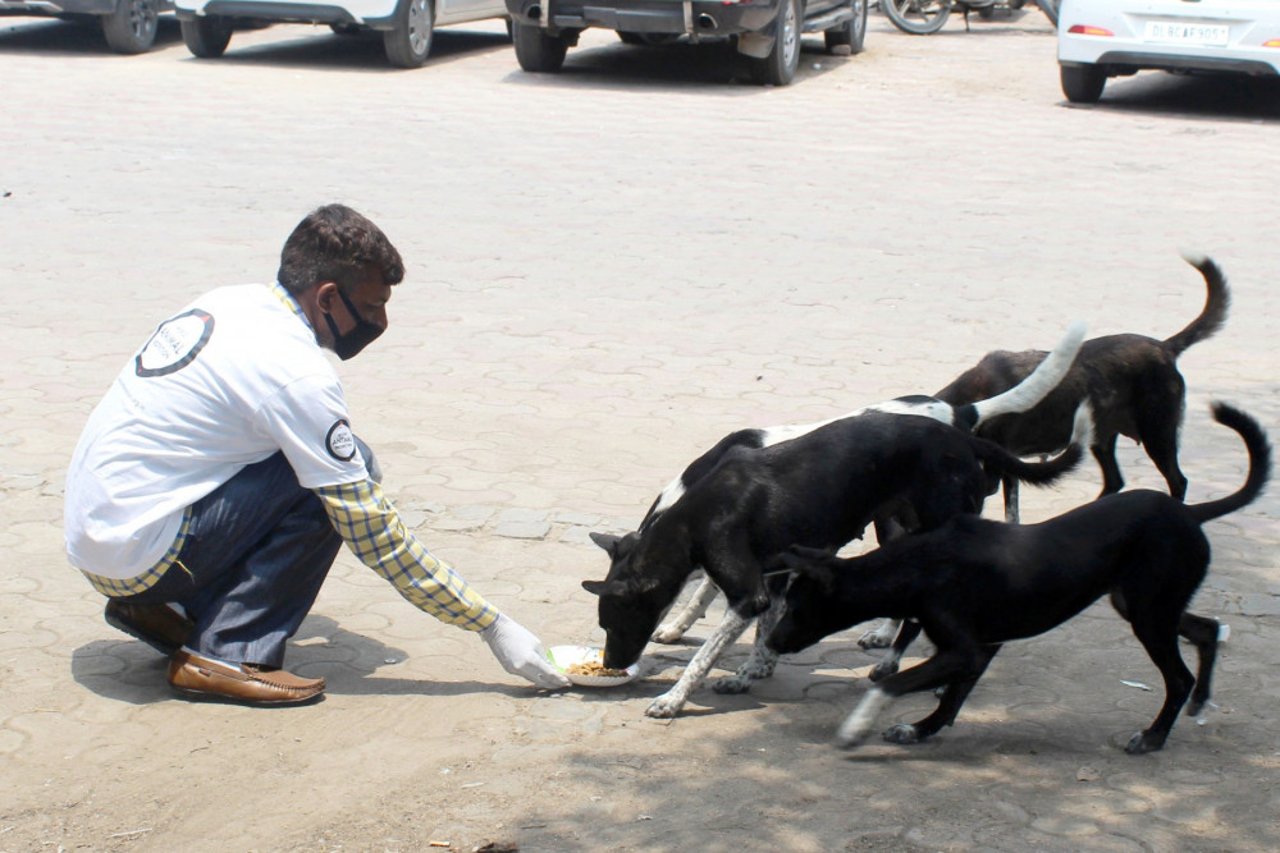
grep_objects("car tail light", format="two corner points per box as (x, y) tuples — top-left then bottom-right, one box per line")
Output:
(1264, 39), (1280, 48)
(1068, 25), (1114, 37)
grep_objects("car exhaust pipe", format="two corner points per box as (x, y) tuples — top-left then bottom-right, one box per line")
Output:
(696, 12), (716, 29)
(527, 3), (541, 20)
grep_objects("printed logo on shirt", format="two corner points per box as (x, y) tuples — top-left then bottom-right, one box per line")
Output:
(135, 310), (215, 378)
(326, 419), (357, 461)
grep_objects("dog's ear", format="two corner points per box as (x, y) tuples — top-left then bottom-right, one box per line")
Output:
(780, 547), (837, 592)
(589, 532), (622, 555)
(589, 531), (639, 560)
(582, 579), (611, 597)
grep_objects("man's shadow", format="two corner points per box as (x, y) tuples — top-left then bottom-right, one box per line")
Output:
(71, 613), (532, 704)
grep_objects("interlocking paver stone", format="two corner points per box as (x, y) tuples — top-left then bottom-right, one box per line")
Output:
(2, 9), (1278, 852)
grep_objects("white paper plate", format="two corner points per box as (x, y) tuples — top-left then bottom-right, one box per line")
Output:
(548, 644), (639, 688)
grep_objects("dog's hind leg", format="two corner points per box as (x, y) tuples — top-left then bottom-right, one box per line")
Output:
(652, 575), (720, 644)
(1141, 416), (1189, 501)
(1092, 432), (1126, 497)
(645, 608), (752, 719)
(1002, 475), (1020, 523)
(1123, 612), (1196, 754)
(713, 599), (782, 694)
(1177, 611), (1221, 716)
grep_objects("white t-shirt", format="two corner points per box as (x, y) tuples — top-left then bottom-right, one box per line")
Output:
(64, 284), (368, 578)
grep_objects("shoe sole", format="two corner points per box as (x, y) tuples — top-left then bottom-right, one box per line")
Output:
(169, 683), (325, 707)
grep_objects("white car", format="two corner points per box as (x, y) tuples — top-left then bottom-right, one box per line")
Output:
(173, 0), (507, 67)
(1057, 0), (1280, 103)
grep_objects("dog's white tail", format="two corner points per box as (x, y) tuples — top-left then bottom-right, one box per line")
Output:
(971, 320), (1087, 428)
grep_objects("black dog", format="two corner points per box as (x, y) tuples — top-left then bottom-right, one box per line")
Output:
(935, 254), (1229, 521)
(602, 323), (1086, 647)
(583, 409), (1085, 719)
(767, 403), (1270, 754)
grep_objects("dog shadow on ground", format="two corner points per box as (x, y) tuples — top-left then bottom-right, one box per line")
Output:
(70, 612), (534, 704)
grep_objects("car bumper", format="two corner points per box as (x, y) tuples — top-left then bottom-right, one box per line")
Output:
(173, 0), (395, 25)
(504, 0), (780, 36)
(1058, 0), (1280, 75)
(0, 0), (116, 14)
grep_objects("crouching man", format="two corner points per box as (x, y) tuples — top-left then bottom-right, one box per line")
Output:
(64, 203), (569, 705)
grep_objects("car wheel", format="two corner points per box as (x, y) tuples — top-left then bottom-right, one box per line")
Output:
(751, 0), (800, 85)
(1061, 63), (1105, 104)
(101, 0), (158, 54)
(824, 0), (867, 55)
(512, 20), (568, 73)
(881, 0), (950, 35)
(383, 0), (433, 68)
(181, 15), (234, 57)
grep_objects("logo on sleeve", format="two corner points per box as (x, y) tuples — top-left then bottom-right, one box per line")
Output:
(326, 419), (357, 461)
(135, 309), (215, 378)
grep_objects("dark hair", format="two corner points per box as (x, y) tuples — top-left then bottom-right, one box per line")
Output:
(277, 204), (405, 294)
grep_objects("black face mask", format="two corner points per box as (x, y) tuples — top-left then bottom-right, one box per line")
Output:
(322, 287), (384, 360)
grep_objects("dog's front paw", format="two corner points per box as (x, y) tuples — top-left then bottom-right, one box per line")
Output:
(650, 624), (685, 644)
(1124, 729), (1167, 755)
(645, 694), (683, 719)
(883, 723), (922, 745)
(834, 723), (870, 750)
(868, 659), (899, 682)
(857, 626), (894, 650)
(711, 673), (751, 694)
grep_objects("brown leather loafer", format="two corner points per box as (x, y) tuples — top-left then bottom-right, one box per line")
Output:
(104, 599), (194, 656)
(168, 650), (325, 706)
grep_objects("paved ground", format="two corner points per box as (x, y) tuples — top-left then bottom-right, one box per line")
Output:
(2, 7), (1279, 852)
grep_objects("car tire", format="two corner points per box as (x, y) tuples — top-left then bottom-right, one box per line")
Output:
(181, 16), (234, 58)
(751, 0), (800, 85)
(1061, 63), (1106, 104)
(513, 20), (568, 73)
(101, 0), (159, 54)
(824, 0), (867, 55)
(383, 0), (434, 67)
(881, 0), (950, 35)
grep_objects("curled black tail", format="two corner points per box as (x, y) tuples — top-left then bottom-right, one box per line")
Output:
(978, 439), (1085, 488)
(1190, 403), (1272, 524)
(1164, 254), (1230, 357)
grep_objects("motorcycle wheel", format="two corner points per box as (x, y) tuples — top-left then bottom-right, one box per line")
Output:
(881, 0), (951, 35)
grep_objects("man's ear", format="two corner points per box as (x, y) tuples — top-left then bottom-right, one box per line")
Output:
(314, 281), (339, 314)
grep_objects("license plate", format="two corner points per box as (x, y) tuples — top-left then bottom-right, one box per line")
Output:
(1143, 20), (1230, 47)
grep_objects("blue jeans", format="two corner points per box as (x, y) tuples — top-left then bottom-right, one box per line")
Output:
(123, 441), (377, 668)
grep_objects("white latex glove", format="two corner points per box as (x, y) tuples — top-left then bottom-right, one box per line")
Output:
(481, 614), (570, 689)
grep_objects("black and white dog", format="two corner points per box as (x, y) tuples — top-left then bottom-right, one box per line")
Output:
(935, 254), (1229, 522)
(599, 322), (1087, 649)
(584, 406), (1088, 719)
(767, 402), (1270, 754)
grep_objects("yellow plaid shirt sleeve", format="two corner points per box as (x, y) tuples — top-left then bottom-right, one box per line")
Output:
(315, 480), (498, 631)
